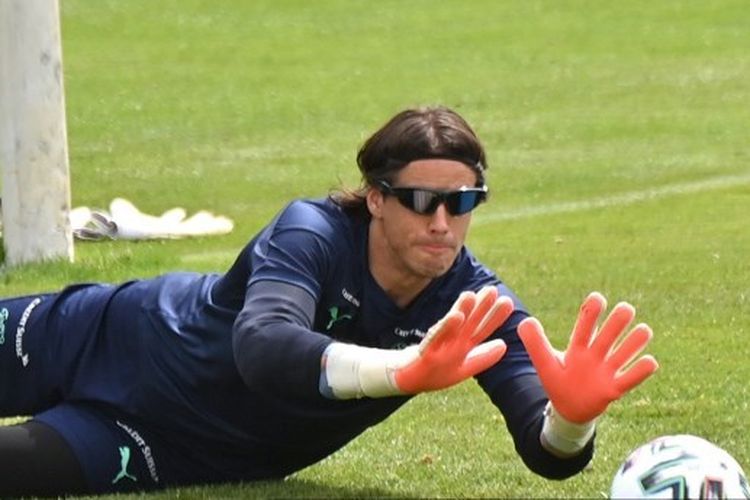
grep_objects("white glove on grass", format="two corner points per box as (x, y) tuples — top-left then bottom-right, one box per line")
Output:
(72, 198), (233, 240)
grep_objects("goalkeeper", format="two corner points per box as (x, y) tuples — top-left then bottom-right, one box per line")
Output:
(0, 106), (658, 496)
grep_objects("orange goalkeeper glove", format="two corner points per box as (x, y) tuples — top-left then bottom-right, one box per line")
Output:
(394, 286), (512, 394)
(518, 291), (659, 425)
(321, 286), (513, 399)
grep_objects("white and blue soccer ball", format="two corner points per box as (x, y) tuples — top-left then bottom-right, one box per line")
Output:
(610, 434), (750, 499)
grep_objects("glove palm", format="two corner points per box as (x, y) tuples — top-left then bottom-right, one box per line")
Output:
(394, 287), (513, 394)
(518, 292), (658, 424)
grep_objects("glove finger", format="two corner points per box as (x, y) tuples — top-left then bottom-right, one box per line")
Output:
(470, 295), (514, 342)
(419, 291), (476, 353)
(451, 291), (477, 319)
(109, 198), (141, 219)
(590, 302), (635, 358)
(428, 291), (474, 351)
(459, 339), (507, 377)
(518, 317), (564, 382)
(160, 207), (187, 224)
(569, 292), (607, 351)
(606, 323), (653, 371)
(419, 311), (464, 354)
(462, 286), (498, 337)
(613, 355), (659, 395)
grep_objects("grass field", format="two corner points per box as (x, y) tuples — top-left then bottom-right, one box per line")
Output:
(2, 0), (749, 497)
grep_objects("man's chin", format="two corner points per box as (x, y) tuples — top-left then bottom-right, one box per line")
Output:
(416, 259), (455, 279)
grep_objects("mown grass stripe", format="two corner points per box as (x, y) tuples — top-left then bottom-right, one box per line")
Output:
(474, 172), (750, 225)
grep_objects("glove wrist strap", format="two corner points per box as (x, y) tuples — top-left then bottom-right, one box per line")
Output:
(320, 342), (414, 399)
(540, 401), (596, 457)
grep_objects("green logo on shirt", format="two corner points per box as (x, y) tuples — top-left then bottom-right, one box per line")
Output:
(0, 308), (8, 344)
(326, 306), (352, 330)
(112, 446), (137, 484)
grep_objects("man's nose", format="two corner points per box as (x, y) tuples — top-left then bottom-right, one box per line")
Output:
(427, 204), (451, 232)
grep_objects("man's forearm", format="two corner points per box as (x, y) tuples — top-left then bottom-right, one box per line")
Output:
(233, 281), (332, 400)
(485, 373), (594, 480)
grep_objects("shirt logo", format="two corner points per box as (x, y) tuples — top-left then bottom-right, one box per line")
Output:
(0, 308), (9, 345)
(16, 297), (42, 367)
(112, 446), (137, 484)
(115, 420), (160, 484)
(341, 288), (360, 307)
(394, 327), (427, 339)
(326, 306), (353, 330)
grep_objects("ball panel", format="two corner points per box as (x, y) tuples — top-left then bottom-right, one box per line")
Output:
(610, 434), (750, 499)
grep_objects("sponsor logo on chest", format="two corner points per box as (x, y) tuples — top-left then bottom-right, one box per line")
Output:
(324, 288), (360, 331)
(393, 327), (427, 339)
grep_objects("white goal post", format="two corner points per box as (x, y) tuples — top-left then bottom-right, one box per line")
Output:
(0, 0), (74, 266)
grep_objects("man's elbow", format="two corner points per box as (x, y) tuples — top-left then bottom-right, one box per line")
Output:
(518, 439), (594, 480)
(231, 314), (266, 390)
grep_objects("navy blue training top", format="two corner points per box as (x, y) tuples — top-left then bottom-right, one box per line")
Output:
(38, 197), (592, 482)
(220, 198), (536, 396)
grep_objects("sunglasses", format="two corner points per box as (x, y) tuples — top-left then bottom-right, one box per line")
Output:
(377, 180), (488, 216)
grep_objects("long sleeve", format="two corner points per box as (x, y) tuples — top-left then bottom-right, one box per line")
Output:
(232, 280), (334, 400)
(476, 306), (594, 479)
(487, 372), (594, 479)
(218, 201), (349, 400)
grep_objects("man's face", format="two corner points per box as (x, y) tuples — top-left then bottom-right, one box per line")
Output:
(367, 159), (480, 281)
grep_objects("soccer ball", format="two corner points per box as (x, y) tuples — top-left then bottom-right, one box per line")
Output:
(610, 434), (750, 499)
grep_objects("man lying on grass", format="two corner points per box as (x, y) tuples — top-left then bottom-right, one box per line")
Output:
(0, 106), (657, 496)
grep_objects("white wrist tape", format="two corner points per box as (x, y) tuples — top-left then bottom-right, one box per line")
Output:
(320, 342), (417, 399)
(540, 401), (596, 457)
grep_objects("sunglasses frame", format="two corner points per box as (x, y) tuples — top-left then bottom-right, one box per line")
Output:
(377, 180), (488, 216)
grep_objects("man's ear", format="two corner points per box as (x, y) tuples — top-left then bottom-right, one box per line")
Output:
(366, 187), (384, 219)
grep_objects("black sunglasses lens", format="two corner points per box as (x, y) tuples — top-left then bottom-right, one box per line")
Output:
(409, 190), (442, 214)
(387, 184), (486, 215)
(446, 191), (484, 215)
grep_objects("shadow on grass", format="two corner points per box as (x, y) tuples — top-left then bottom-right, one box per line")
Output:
(240, 477), (407, 498)
(111, 477), (410, 500)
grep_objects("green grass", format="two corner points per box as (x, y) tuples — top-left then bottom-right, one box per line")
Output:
(2, 0), (749, 497)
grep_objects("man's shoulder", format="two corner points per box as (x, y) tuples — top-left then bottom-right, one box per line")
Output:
(268, 197), (363, 254)
(278, 198), (352, 230)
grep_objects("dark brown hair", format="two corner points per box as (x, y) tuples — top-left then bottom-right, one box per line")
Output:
(331, 106), (488, 214)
